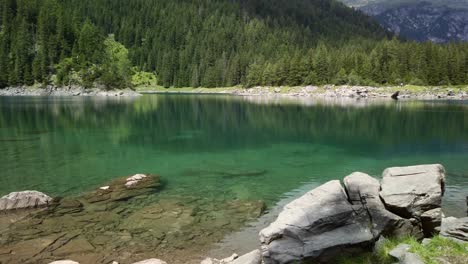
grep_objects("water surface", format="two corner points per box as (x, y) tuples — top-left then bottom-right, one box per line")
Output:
(0, 95), (467, 216)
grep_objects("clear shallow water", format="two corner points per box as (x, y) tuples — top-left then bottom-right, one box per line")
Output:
(0, 95), (467, 216)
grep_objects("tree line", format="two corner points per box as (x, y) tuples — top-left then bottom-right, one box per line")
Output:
(0, 0), (467, 89)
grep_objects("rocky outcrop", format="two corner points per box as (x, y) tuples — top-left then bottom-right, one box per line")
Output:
(259, 180), (375, 263)
(260, 164), (446, 264)
(440, 217), (468, 243)
(0, 191), (52, 211)
(343, 172), (418, 238)
(380, 164), (445, 236)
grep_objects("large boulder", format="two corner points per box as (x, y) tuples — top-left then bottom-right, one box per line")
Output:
(343, 172), (420, 238)
(380, 164), (445, 218)
(259, 180), (374, 264)
(380, 164), (445, 237)
(0, 191), (52, 211)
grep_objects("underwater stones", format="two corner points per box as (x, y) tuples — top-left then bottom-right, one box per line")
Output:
(84, 174), (161, 203)
(0, 191), (52, 211)
(53, 237), (95, 257)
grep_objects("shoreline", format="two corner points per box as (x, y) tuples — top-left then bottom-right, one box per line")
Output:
(142, 85), (468, 100)
(1, 85), (468, 100)
(0, 86), (141, 97)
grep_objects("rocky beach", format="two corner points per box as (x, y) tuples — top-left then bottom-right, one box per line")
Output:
(2, 85), (468, 101)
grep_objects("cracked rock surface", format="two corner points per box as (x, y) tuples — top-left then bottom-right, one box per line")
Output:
(260, 164), (446, 263)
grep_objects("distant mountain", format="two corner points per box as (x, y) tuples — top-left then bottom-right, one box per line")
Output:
(340, 0), (468, 42)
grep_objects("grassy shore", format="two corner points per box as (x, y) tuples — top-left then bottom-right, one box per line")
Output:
(338, 236), (468, 264)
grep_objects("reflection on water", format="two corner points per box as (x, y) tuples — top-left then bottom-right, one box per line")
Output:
(0, 95), (467, 216)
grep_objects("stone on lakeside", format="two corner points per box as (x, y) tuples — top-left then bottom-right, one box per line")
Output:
(259, 180), (375, 264)
(131, 259), (167, 264)
(0, 191), (52, 211)
(380, 164), (445, 218)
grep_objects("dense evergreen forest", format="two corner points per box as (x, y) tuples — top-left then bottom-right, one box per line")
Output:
(0, 0), (467, 89)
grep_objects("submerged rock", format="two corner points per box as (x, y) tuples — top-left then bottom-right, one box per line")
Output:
(83, 173), (161, 203)
(0, 191), (52, 211)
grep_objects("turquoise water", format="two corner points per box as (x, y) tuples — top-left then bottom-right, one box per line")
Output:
(0, 95), (467, 216)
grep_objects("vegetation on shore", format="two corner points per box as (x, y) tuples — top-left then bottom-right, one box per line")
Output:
(1, 0), (468, 90)
(338, 236), (468, 264)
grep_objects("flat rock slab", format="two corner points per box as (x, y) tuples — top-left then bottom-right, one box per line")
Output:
(380, 164), (445, 218)
(53, 237), (95, 257)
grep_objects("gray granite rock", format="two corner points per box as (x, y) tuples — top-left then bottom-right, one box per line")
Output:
(440, 217), (468, 243)
(343, 172), (418, 238)
(380, 164), (445, 218)
(259, 180), (374, 264)
(0, 191), (52, 211)
(389, 243), (411, 260)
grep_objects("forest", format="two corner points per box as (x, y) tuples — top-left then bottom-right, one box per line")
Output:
(0, 0), (467, 89)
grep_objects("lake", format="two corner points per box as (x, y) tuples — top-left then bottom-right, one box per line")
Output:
(0, 94), (467, 262)
(0, 94), (467, 214)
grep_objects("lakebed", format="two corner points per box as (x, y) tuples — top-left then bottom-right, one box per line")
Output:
(0, 93), (467, 263)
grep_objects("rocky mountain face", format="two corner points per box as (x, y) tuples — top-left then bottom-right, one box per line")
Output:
(340, 0), (468, 42)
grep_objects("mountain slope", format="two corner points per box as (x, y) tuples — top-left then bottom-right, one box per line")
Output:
(0, 0), (388, 88)
(0, 0), (467, 88)
(340, 0), (468, 42)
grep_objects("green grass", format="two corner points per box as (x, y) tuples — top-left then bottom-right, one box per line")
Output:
(337, 236), (468, 264)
